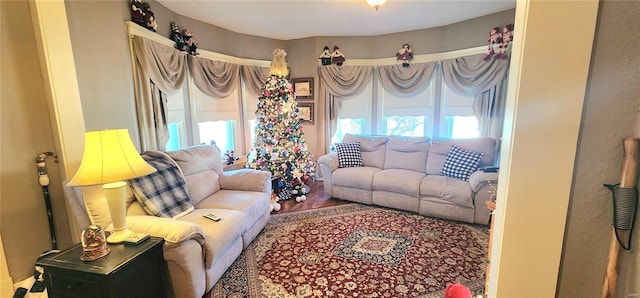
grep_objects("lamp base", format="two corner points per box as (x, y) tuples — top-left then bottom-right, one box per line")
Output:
(106, 228), (135, 244)
(103, 181), (134, 244)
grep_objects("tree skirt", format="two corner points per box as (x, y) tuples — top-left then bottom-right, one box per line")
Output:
(207, 204), (488, 297)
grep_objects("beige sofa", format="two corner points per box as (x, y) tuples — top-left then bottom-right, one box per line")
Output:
(317, 134), (499, 225)
(63, 145), (272, 298)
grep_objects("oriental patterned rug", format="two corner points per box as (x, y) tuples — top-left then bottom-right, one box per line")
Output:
(207, 204), (488, 298)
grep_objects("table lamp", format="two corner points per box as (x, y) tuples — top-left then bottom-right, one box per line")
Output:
(67, 129), (156, 243)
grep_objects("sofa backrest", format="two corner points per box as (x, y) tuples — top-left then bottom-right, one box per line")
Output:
(165, 145), (223, 206)
(425, 138), (498, 175)
(62, 145), (225, 239)
(341, 134), (498, 174)
(342, 134), (388, 168)
(383, 135), (430, 172)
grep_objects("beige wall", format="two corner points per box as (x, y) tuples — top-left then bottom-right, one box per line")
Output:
(1, 0), (72, 282)
(559, 1), (640, 297)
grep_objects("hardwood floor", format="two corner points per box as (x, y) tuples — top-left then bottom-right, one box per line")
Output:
(274, 180), (350, 214)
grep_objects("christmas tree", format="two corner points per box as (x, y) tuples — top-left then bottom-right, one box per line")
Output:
(246, 49), (316, 201)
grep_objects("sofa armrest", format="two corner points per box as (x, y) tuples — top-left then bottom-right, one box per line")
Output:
(468, 171), (498, 225)
(219, 169), (272, 193)
(468, 171), (499, 193)
(317, 153), (339, 196)
(126, 215), (205, 245)
(317, 153), (339, 173)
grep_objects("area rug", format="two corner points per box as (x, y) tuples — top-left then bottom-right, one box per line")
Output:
(207, 204), (488, 297)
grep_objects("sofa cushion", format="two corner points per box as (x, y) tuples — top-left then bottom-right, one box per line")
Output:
(383, 136), (430, 172)
(440, 145), (483, 181)
(179, 209), (245, 270)
(373, 169), (425, 197)
(167, 146), (223, 206)
(342, 134), (388, 168)
(333, 166), (383, 190)
(420, 175), (473, 208)
(130, 151), (194, 218)
(335, 142), (364, 168)
(167, 145), (224, 176)
(195, 190), (270, 231)
(182, 170), (221, 206)
(426, 138), (497, 175)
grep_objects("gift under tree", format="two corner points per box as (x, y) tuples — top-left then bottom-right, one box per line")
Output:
(246, 49), (316, 202)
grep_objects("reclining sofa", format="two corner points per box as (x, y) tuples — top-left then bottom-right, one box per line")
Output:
(63, 145), (272, 298)
(317, 134), (499, 225)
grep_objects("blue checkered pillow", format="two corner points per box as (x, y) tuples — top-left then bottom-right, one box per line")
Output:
(335, 142), (364, 168)
(130, 151), (194, 219)
(440, 145), (483, 181)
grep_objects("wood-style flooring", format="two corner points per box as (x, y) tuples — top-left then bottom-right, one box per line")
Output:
(275, 180), (350, 213)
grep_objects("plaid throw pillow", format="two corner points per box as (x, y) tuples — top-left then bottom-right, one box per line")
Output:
(440, 145), (483, 181)
(335, 142), (364, 168)
(130, 151), (194, 219)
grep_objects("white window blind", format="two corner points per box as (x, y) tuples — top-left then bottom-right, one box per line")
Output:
(165, 86), (189, 150)
(381, 82), (433, 117)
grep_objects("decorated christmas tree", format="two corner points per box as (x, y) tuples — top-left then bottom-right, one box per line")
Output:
(246, 49), (316, 202)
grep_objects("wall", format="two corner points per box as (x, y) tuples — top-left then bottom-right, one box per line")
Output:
(558, 1), (640, 297)
(1, 0), (72, 283)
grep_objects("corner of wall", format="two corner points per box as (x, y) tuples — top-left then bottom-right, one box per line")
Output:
(0, 234), (15, 297)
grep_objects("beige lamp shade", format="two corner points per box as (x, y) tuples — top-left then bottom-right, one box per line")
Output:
(67, 129), (156, 186)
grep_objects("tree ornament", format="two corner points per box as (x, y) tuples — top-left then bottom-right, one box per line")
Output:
(270, 49), (289, 77)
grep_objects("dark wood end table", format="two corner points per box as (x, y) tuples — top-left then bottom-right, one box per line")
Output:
(36, 236), (165, 298)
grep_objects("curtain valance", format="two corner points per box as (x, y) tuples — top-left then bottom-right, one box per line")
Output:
(441, 53), (509, 96)
(189, 56), (240, 98)
(318, 65), (373, 97)
(132, 36), (187, 94)
(241, 66), (271, 94)
(378, 62), (437, 97)
(441, 53), (510, 139)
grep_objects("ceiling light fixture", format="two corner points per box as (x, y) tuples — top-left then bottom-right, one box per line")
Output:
(366, 0), (386, 11)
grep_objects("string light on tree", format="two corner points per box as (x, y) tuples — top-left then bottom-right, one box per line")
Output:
(246, 49), (316, 203)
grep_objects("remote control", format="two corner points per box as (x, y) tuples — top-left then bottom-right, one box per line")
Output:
(481, 166), (499, 173)
(204, 214), (221, 222)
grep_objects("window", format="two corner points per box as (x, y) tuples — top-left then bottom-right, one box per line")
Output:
(440, 84), (478, 138)
(243, 84), (261, 152)
(164, 76), (245, 155)
(333, 66), (477, 143)
(331, 83), (373, 144)
(191, 85), (241, 153)
(165, 86), (189, 151)
(381, 80), (434, 137)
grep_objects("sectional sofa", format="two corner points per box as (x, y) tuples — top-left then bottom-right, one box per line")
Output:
(317, 134), (499, 225)
(63, 145), (272, 298)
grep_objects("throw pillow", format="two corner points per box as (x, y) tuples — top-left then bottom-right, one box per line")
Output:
(130, 151), (194, 219)
(440, 145), (483, 181)
(335, 142), (364, 168)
